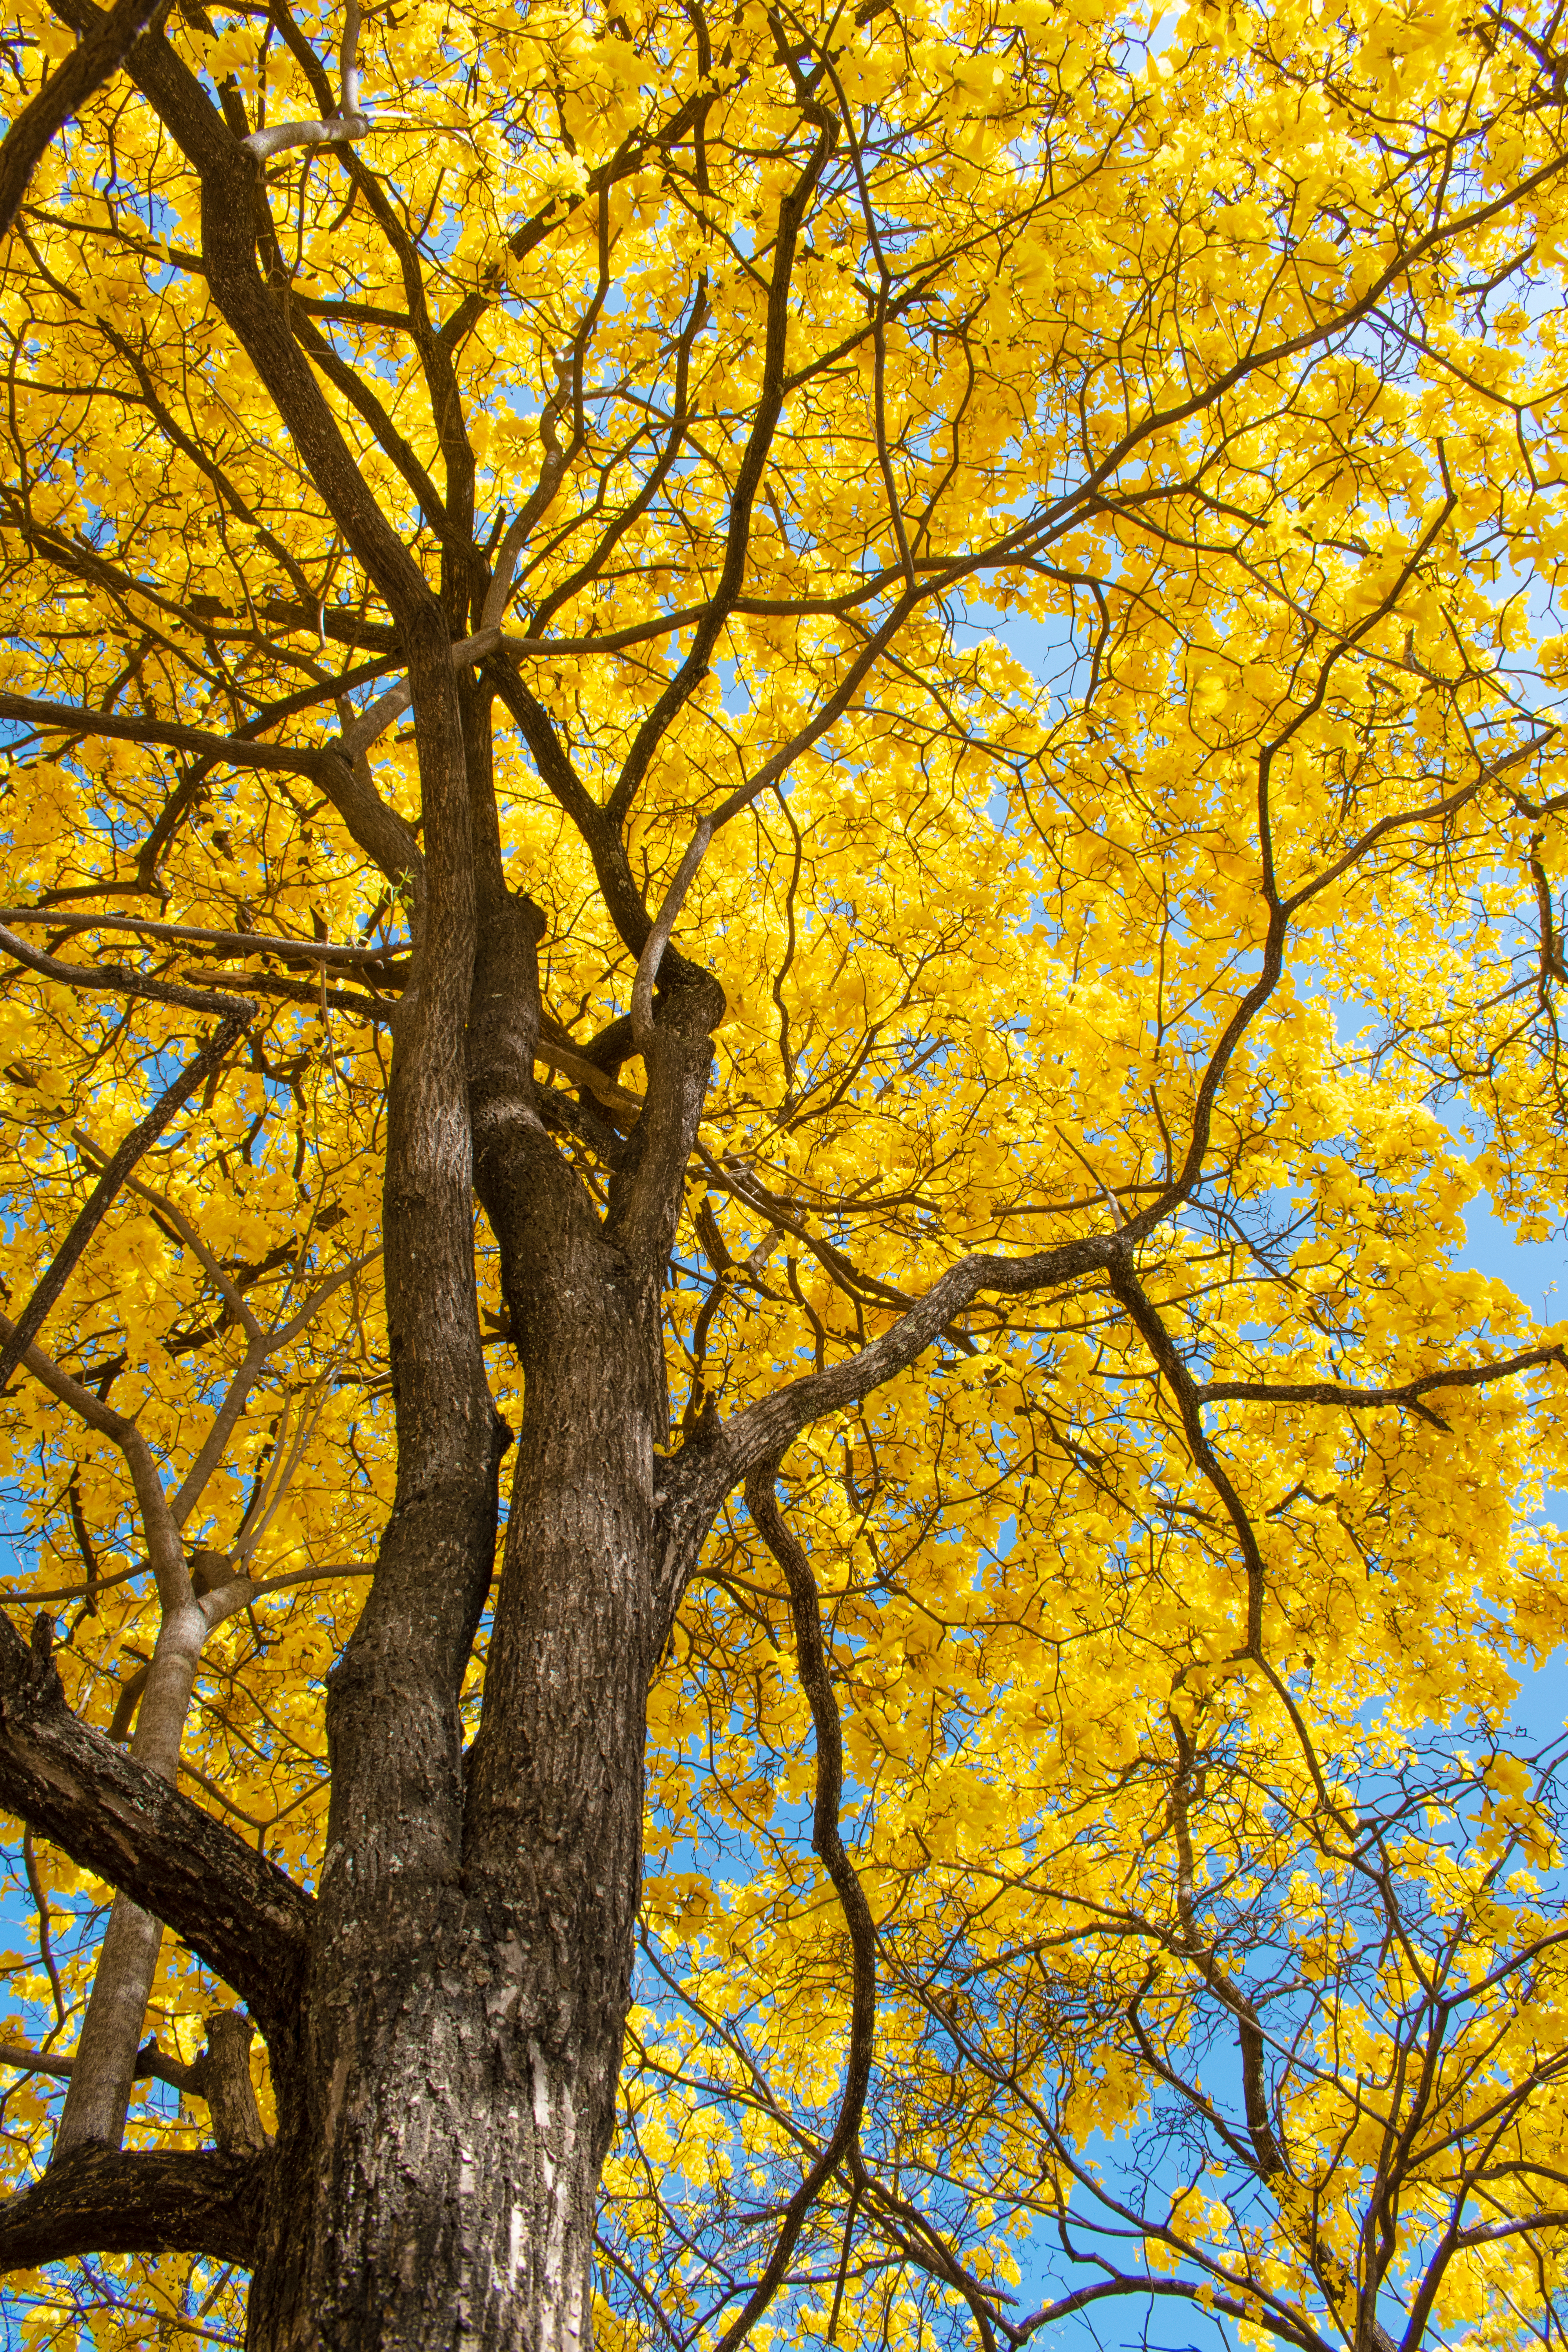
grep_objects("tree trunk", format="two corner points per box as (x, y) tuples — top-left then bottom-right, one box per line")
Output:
(246, 1924), (623, 2351)
(238, 666), (684, 2343)
(244, 1312), (658, 2350)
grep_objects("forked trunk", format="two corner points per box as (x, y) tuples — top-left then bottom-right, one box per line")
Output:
(245, 1287), (661, 2350)
(232, 570), (718, 2338)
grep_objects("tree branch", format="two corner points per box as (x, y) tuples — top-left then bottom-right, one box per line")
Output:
(0, 688), (341, 777)
(0, 2140), (264, 2270)
(1199, 1346), (1568, 1418)
(716, 1466), (878, 2352)
(654, 1232), (1123, 1624)
(0, 916), (257, 1022)
(0, 1015), (250, 1397)
(0, 909), (411, 971)
(0, 0), (167, 239)
(631, 818), (712, 1053)
(0, 2008), (264, 2141)
(0, 689), (423, 915)
(0, 1612), (312, 2041)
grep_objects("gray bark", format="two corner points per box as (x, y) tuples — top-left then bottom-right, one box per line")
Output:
(52, 1897), (164, 2154)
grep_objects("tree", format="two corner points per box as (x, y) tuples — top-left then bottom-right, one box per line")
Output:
(0, 0), (1563, 2339)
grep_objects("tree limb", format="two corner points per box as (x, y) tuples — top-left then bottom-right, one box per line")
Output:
(0, 916), (257, 1022)
(1199, 1346), (1568, 1417)
(0, 2140), (265, 2270)
(0, 1612), (312, 2041)
(0, 688), (342, 776)
(654, 1232), (1123, 1624)
(0, 0), (167, 239)
(717, 1466), (878, 2352)
(0, 1014), (249, 1397)
(0, 2011), (261, 2132)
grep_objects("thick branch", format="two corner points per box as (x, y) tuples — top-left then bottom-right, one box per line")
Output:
(607, 964), (725, 1273)
(0, 1612), (312, 2040)
(0, 0), (166, 238)
(631, 818), (712, 1052)
(0, 2140), (265, 2270)
(0, 2011), (263, 2137)
(194, 2006), (267, 2154)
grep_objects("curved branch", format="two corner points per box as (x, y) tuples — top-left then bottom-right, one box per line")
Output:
(0, 1611), (312, 2041)
(0, 1310), (187, 1617)
(0, 909), (412, 969)
(1109, 1257), (1269, 1655)
(0, 691), (423, 911)
(239, 0), (403, 160)
(655, 1232), (1123, 1622)
(240, 105), (374, 161)
(717, 1467), (877, 2352)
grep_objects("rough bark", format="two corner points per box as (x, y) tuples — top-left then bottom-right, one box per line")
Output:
(0, 2142), (267, 2271)
(239, 808), (504, 2342)
(3, 2011), (269, 2147)
(234, 649), (708, 2343)
(192, 2010), (268, 2156)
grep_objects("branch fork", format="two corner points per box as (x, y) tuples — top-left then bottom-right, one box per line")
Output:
(240, 0), (406, 160)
